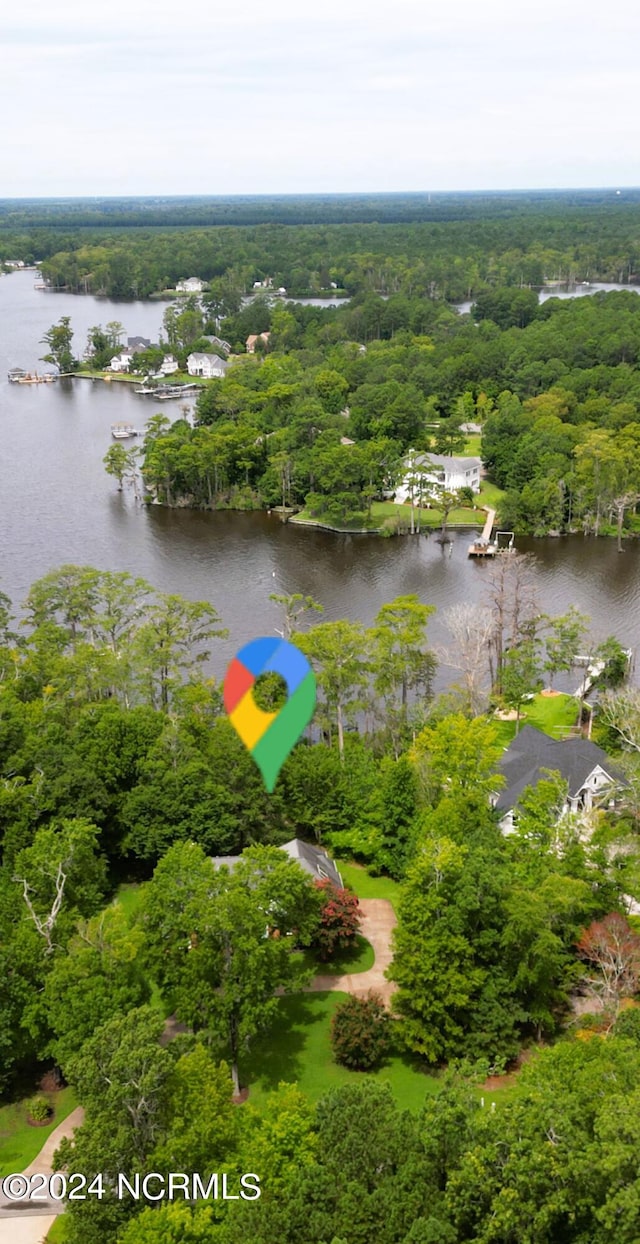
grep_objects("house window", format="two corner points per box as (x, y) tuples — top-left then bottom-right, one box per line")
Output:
(317, 866), (329, 880)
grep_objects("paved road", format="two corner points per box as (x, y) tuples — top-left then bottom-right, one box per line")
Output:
(0, 1107), (84, 1242)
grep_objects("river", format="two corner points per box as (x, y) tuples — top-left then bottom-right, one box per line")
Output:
(1, 269), (638, 690)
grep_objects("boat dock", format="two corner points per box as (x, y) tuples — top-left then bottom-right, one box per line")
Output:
(468, 508), (496, 556)
(8, 368), (57, 384)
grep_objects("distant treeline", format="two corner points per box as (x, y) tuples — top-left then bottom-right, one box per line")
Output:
(2, 188), (640, 229)
(2, 191), (640, 302)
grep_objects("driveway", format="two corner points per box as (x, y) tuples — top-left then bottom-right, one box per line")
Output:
(306, 898), (398, 1008)
(0, 1106), (84, 1241)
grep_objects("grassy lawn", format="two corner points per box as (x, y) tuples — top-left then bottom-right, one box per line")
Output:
(491, 691), (580, 749)
(0, 1087), (78, 1177)
(292, 474), (505, 534)
(112, 883), (171, 1017)
(338, 861), (402, 911)
(46, 1220), (68, 1243)
(477, 479), (506, 509)
(463, 433), (482, 456)
(112, 882), (144, 923)
(241, 992), (441, 1112)
(241, 992), (519, 1113)
(297, 933), (375, 976)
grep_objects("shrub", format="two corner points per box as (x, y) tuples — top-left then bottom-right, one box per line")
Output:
(613, 1004), (640, 1044)
(331, 992), (390, 1070)
(27, 1095), (52, 1123)
(313, 880), (361, 960)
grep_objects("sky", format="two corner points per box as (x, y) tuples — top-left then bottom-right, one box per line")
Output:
(2, 0), (639, 196)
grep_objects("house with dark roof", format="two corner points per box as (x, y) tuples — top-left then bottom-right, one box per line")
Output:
(493, 725), (623, 832)
(211, 838), (342, 888)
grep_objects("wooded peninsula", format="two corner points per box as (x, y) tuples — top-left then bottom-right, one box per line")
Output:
(15, 188), (640, 538)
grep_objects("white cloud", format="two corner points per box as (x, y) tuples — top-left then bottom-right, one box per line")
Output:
(2, 0), (639, 193)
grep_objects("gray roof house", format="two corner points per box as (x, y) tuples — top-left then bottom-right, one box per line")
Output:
(395, 452), (482, 503)
(202, 335), (232, 355)
(493, 725), (623, 832)
(187, 353), (230, 379)
(212, 838), (342, 888)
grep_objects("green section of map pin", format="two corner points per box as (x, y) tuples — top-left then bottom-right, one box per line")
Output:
(252, 671), (316, 792)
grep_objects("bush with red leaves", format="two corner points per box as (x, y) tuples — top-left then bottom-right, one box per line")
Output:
(313, 880), (362, 960)
(331, 992), (390, 1070)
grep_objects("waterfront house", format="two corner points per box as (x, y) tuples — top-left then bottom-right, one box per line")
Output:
(395, 452), (482, 503)
(127, 336), (152, 352)
(187, 352), (229, 379)
(176, 276), (204, 294)
(110, 349), (134, 372)
(492, 725), (623, 832)
(246, 332), (271, 353)
(160, 354), (179, 375)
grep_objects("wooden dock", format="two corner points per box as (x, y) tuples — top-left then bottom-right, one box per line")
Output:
(468, 508), (496, 556)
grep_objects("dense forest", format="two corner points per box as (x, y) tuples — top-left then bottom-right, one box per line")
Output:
(2, 563), (640, 1243)
(3, 191), (640, 300)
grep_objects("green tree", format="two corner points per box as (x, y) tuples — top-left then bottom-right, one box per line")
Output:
(103, 443), (139, 492)
(43, 905), (150, 1071)
(40, 315), (76, 372)
(12, 818), (107, 955)
(502, 637), (544, 732)
(543, 606), (590, 689)
(297, 620), (370, 755)
(55, 1006), (173, 1244)
(151, 1045), (240, 1175)
(141, 843), (321, 1095)
(269, 591), (323, 640)
(131, 593), (227, 711)
(370, 595), (435, 746)
(410, 714), (504, 804)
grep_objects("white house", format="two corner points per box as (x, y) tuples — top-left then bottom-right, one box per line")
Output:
(395, 452), (482, 503)
(492, 725), (623, 833)
(176, 277), (204, 294)
(160, 354), (179, 375)
(187, 352), (229, 379)
(109, 349), (134, 372)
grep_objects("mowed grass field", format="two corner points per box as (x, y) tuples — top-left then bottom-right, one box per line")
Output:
(491, 691), (580, 748)
(0, 1087), (78, 1177)
(240, 991), (441, 1112)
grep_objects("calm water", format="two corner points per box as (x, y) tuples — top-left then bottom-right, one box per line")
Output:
(454, 282), (640, 315)
(1, 270), (639, 688)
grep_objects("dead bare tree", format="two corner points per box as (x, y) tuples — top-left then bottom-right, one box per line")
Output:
(439, 602), (496, 715)
(14, 862), (67, 955)
(483, 552), (539, 693)
(599, 688), (640, 754)
(576, 913), (640, 1017)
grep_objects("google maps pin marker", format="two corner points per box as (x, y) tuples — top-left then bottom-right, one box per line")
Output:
(223, 637), (316, 793)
